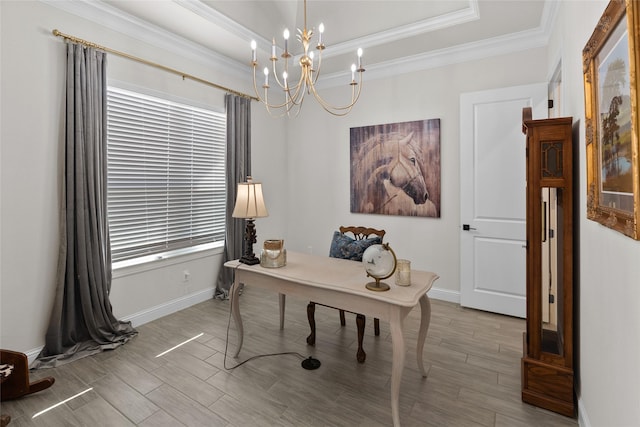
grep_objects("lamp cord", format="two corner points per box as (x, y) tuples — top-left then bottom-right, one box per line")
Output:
(222, 275), (306, 370)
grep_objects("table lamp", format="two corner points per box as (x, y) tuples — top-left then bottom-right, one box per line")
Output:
(232, 176), (268, 265)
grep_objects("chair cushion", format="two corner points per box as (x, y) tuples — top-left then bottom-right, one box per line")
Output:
(329, 231), (382, 261)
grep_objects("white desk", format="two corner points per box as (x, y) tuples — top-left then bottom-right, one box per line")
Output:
(224, 251), (439, 427)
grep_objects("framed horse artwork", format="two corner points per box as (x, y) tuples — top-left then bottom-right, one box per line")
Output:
(350, 118), (441, 217)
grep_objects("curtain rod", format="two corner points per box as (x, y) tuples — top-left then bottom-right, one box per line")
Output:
(52, 29), (258, 101)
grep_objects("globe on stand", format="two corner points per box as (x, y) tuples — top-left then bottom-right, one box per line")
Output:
(362, 243), (397, 291)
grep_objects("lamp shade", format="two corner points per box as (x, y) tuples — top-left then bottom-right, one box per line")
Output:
(232, 178), (268, 219)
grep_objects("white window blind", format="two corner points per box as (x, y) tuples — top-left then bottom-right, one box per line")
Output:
(106, 87), (226, 263)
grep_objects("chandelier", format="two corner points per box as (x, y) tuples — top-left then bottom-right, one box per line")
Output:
(250, 0), (364, 117)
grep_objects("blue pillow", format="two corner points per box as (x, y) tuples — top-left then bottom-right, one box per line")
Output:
(329, 231), (382, 261)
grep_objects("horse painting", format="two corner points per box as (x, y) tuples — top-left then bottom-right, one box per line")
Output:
(350, 120), (440, 217)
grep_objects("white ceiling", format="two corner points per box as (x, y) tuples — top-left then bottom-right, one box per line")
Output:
(56, 0), (555, 82)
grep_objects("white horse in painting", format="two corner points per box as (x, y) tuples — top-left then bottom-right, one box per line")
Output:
(352, 132), (437, 216)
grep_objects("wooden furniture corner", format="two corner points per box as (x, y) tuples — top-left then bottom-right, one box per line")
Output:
(1, 349), (55, 402)
(521, 108), (576, 417)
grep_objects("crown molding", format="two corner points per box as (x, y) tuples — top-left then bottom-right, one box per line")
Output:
(324, 0), (481, 59)
(177, 0), (481, 60)
(42, 0), (556, 90)
(177, 0), (261, 46)
(42, 0), (248, 77)
(318, 24), (551, 88)
(539, 0), (560, 35)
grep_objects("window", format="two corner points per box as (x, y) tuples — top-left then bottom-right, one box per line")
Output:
(106, 87), (226, 264)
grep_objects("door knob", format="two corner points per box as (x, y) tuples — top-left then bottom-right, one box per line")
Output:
(462, 224), (477, 231)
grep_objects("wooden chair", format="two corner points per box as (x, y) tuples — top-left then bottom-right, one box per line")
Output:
(0, 349), (55, 402)
(306, 226), (384, 363)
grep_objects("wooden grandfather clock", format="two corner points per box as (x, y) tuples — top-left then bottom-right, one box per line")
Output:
(521, 108), (575, 417)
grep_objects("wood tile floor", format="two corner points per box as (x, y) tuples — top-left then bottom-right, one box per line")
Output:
(2, 287), (579, 426)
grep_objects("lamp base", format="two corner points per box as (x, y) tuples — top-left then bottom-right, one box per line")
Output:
(239, 255), (260, 265)
(239, 218), (260, 265)
(301, 356), (321, 370)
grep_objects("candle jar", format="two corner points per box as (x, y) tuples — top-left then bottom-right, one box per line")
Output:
(260, 239), (286, 268)
(395, 259), (411, 286)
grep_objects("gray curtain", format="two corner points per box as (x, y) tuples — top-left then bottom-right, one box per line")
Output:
(33, 43), (137, 369)
(215, 94), (252, 298)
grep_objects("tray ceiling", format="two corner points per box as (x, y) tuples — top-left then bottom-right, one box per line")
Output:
(69, 1), (553, 80)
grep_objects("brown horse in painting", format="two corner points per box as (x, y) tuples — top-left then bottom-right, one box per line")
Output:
(352, 132), (436, 216)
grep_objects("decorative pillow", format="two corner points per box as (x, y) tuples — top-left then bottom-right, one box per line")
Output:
(329, 231), (382, 261)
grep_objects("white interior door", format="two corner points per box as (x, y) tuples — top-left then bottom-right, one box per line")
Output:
(460, 83), (547, 318)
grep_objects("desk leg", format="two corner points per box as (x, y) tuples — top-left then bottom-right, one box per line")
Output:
(416, 295), (431, 377)
(389, 308), (406, 427)
(230, 281), (244, 358)
(279, 293), (286, 330)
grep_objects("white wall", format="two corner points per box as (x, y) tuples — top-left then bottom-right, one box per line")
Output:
(4, 1), (639, 425)
(0, 0), (547, 353)
(284, 47), (548, 301)
(547, 1), (640, 426)
(0, 0), (287, 354)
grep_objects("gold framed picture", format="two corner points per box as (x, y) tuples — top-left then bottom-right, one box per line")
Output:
(583, 0), (640, 240)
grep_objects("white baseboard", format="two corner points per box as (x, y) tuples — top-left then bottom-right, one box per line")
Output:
(121, 287), (215, 327)
(128, 287), (458, 323)
(577, 397), (591, 427)
(427, 286), (460, 304)
(25, 347), (43, 364)
(25, 288), (216, 365)
(428, 287), (592, 427)
(24, 287), (459, 363)
(429, 287), (593, 427)
(26, 284), (592, 427)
